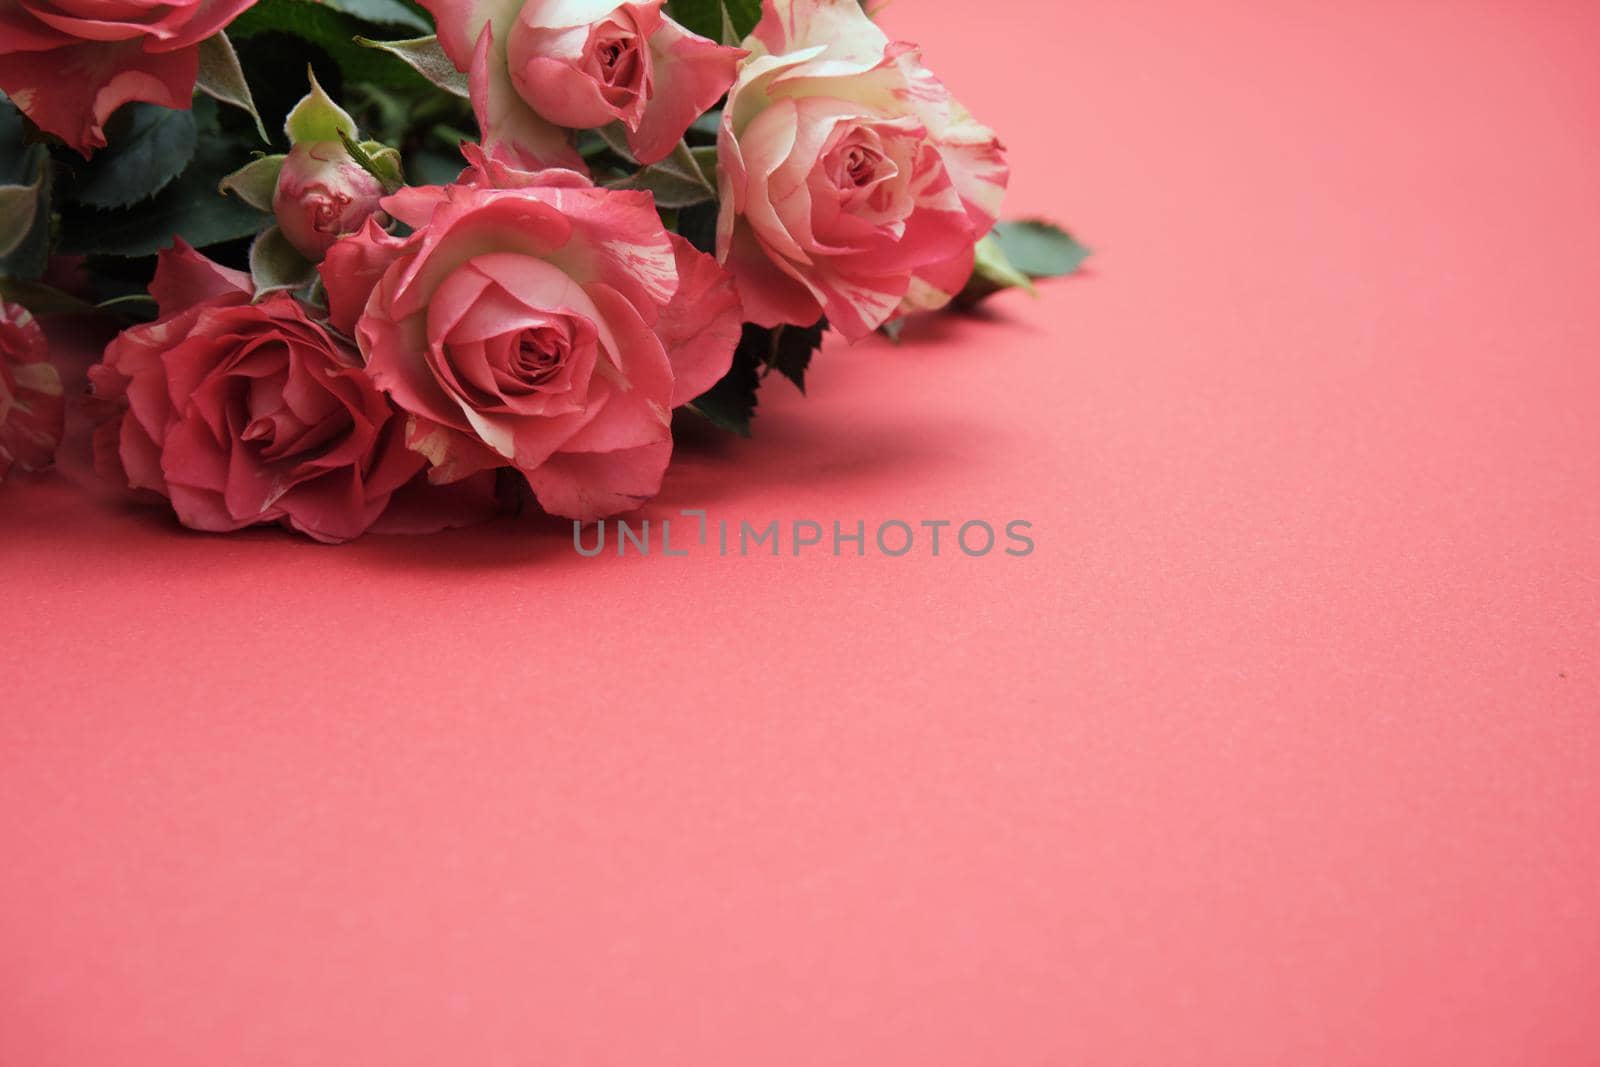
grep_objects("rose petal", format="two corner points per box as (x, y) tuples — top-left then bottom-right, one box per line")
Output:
(521, 436), (671, 521)
(655, 234), (741, 407)
(369, 467), (502, 534)
(150, 238), (252, 318)
(469, 22), (587, 172)
(320, 219), (410, 336)
(0, 38), (198, 155)
(627, 15), (744, 164)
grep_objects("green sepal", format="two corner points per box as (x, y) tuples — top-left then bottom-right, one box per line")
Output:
(248, 225), (318, 297)
(338, 131), (405, 193)
(285, 68), (360, 144)
(219, 153), (287, 212)
(955, 219), (1089, 308)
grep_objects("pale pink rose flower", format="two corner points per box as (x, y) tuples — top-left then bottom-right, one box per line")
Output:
(420, 0), (745, 167)
(716, 0), (1010, 340)
(0, 0), (257, 155)
(319, 146), (742, 520)
(0, 300), (64, 482)
(272, 142), (390, 263)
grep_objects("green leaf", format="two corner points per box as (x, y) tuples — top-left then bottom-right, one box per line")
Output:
(286, 68), (360, 143)
(955, 220), (1089, 308)
(0, 166), (44, 259)
(990, 219), (1090, 279)
(248, 225), (317, 295)
(408, 148), (464, 185)
(229, 0), (431, 91)
(196, 33), (270, 142)
(0, 95), (32, 187)
(0, 97), (51, 279)
(323, 0), (430, 31)
(60, 134), (269, 257)
(219, 153), (286, 211)
(96, 293), (160, 320)
(687, 110), (721, 141)
(72, 103), (198, 210)
(687, 319), (826, 433)
(689, 328), (763, 435)
(595, 122), (636, 164)
(608, 139), (714, 208)
(954, 241), (1024, 308)
(689, 144), (719, 185)
(760, 319), (827, 394)
(976, 232), (1035, 291)
(355, 35), (469, 97)
(665, 0), (761, 44)
(0, 279), (96, 316)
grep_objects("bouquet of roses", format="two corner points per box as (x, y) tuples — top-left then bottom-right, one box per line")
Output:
(0, 0), (1084, 541)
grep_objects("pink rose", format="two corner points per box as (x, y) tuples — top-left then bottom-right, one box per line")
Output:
(421, 0), (745, 167)
(88, 241), (492, 542)
(272, 142), (390, 262)
(319, 147), (742, 520)
(716, 0), (1009, 340)
(0, 300), (64, 482)
(0, 0), (256, 155)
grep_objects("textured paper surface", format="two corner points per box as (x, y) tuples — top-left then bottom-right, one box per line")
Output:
(3, 1), (1598, 1063)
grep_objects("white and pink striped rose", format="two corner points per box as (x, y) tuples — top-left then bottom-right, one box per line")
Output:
(716, 0), (1009, 340)
(0, 300), (63, 483)
(320, 148), (742, 521)
(422, 0), (746, 169)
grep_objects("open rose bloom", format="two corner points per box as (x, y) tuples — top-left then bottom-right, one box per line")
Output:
(321, 150), (741, 521)
(0, 0), (256, 154)
(87, 243), (496, 542)
(425, 0), (746, 167)
(717, 0), (1009, 339)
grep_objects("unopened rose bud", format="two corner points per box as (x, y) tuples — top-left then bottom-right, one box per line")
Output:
(272, 142), (388, 262)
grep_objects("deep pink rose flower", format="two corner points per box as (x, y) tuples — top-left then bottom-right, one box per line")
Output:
(716, 0), (1009, 340)
(319, 147), (742, 520)
(273, 142), (390, 262)
(421, 0), (745, 167)
(0, 0), (257, 155)
(88, 241), (494, 542)
(0, 300), (64, 482)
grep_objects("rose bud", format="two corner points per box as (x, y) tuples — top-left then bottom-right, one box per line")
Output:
(271, 142), (389, 262)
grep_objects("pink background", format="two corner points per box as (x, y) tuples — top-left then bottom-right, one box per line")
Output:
(3, 0), (1599, 1063)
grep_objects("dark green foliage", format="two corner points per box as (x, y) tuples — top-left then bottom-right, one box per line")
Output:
(71, 104), (198, 209)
